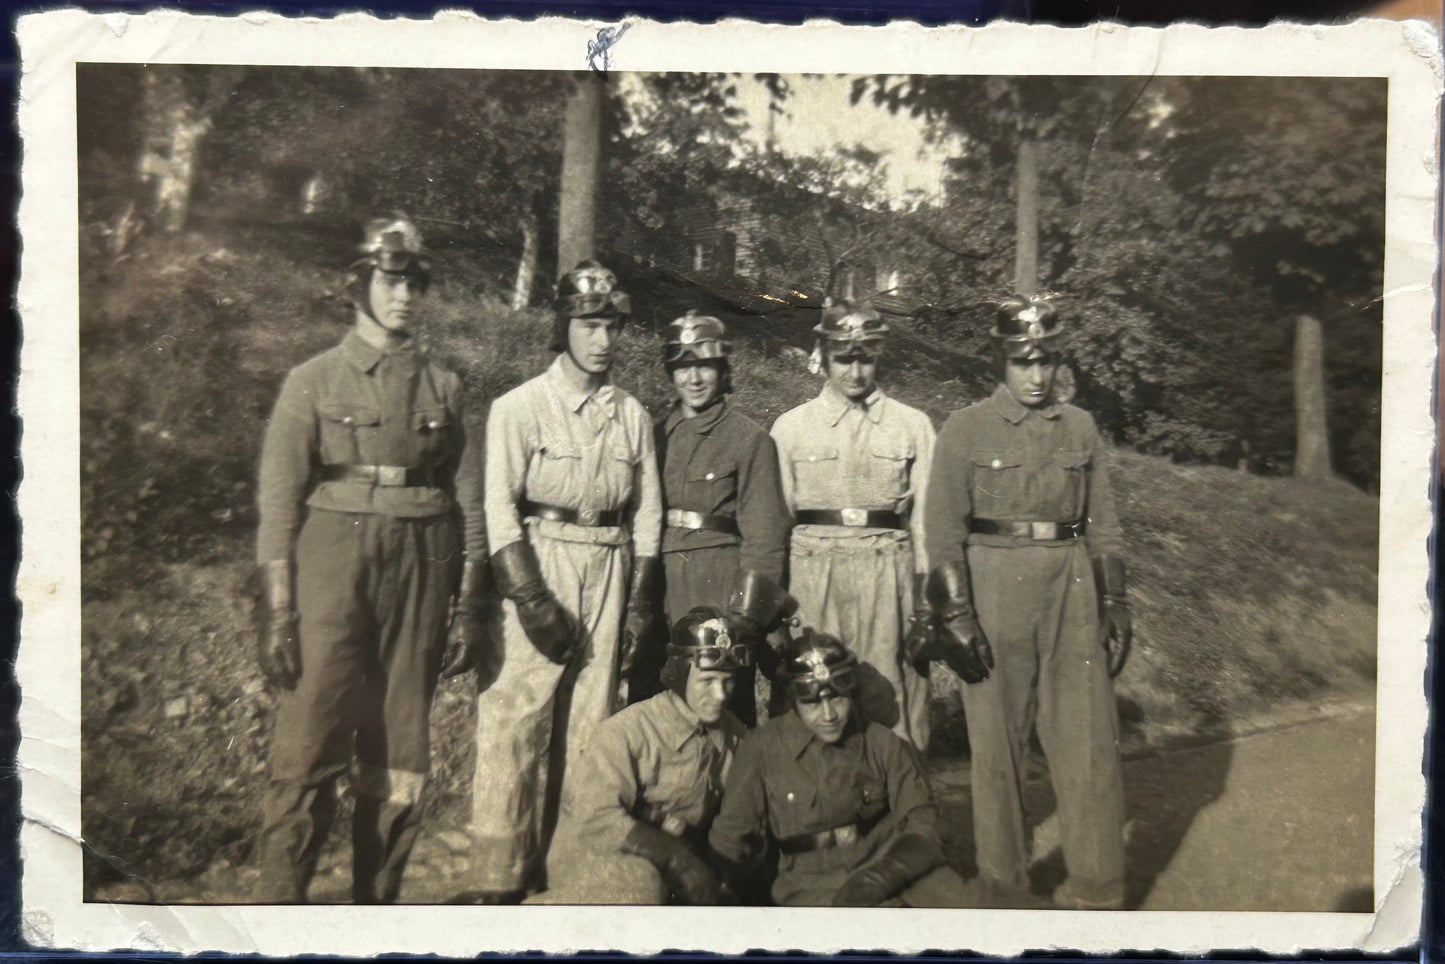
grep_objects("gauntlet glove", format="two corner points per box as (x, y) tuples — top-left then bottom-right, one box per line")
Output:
(903, 571), (938, 677)
(620, 555), (662, 676)
(491, 540), (578, 664)
(918, 560), (994, 684)
(621, 822), (724, 906)
(1095, 554), (1132, 677)
(441, 555), (495, 679)
(832, 833), (944, 907)
(257, 559), (301, 690)
(727, 570), (799, 648)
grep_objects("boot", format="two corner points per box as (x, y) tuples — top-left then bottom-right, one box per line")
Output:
(254, 779), (338, 904)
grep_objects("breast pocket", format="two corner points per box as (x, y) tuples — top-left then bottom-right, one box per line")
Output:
(686, 459), (738, 513)
(317, 404), (381, 466)
(970, 450), (1024, 517)
(867, 443), (916, 496)
(854, 772), (889, 824)
(529, 440), (583, 502)
(412, 409), (452, 465)
(766, 779), (818, 838)
(789, 446), (838, 499)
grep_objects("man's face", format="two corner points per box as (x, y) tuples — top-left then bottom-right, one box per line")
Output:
(796, 692), (852, 744)
(825, 349), (878, 401)
(367, 270), (423, 333)
(685, 667), (735, 725)
(670, 360), (724, 414)
(1003, 356), (1059, 407)
(567, 316), (622, 374)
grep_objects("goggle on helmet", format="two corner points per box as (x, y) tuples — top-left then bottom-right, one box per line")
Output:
(555, 260), (632, 320)
(357, 216), (430, 277)
(814, 301), (888, 362)
(663, 310), (730, 366)
(780, 630), (858, 702)
(667, 615), (752, 672)
(992, 295), (1063, 360)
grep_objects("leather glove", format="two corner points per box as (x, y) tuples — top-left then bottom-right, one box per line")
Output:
(1095, 555), (1133, 677)
(903, 571), (937, 677)
(257, 559), (301, 690)
(491, 540), (578, 664)
(925, 560), (994, 684)
(727, 570), (799, 650)
(832, 833), (944, 907)
(621, 822), (723, 905)
(441, 555), (495, 679)
(621, 555), (662, 677)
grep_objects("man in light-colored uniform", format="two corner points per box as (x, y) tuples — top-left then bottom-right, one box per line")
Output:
(770, 300), (936, 749)
(468, 261), (663, 902)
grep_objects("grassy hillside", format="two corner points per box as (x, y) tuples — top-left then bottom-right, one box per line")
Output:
(76, 228), (1379, 890)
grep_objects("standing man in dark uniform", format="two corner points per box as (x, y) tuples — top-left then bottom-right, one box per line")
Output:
(254, 216), (490, 903)
(920, 295), (1133, 910)
(709, 630), (969, 907)
(655, 311), (792, 724)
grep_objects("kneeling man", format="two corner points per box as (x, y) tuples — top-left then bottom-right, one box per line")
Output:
(535, 607), (755, 904)
(708, 630), (968, 906)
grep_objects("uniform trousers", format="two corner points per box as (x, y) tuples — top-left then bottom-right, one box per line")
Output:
(662, 544), (761, 725)
(470, 524), (630, 892)
(258, 509), (460, 903)
(964, 541), (1126, 906)
(789, 529), (930, 750)
(526, 833), (668, 905)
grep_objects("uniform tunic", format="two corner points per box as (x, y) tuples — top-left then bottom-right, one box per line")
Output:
(770, 385), (936, 748)
(656, 398), (790, 722)
(708, 710), (965, 906)
(471, 354), (663, 893)
(924, 384), (1126, 906)
(535, 691), (744, 904)
(255, 328), (484, 899)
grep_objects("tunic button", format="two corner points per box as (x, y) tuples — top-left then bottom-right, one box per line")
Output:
(991, 458), (1002, 469)
(786, 792), (795, 803)
(705, 472), (715, 481)
(427, 419), (442, 430)
(342, 416), (354, 426)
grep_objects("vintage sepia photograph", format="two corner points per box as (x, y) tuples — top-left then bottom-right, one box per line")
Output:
(16, 12), (1437, 956)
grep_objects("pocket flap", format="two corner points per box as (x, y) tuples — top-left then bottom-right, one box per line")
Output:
(870, 443), (916, 462)
(769, 780), (817, 810)
(688, 460), (737, 483)
(318, 404), (381, 427)
(971, 451), (1023, 470)
(792, 447), (839, 465)
(1056, 449), (1091, 469)
(539, 442), (581, 461)
(413, 409), (450, 432)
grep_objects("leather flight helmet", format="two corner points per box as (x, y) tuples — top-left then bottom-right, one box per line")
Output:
(992, 294), (1064, 360)
(660, 606), (750, 697)
(663, 310), (730, 366)
(551, 259), (631, 352)
(779, 628), (859, 702)
(813, 299), (888, 362)
(345, 214), (431, 312)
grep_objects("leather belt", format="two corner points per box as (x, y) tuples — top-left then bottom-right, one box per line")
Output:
(794, 509), (904, 530)
(322, 464), (438, 487)
(970, 518), (1086, 541)
(521, 500), (625, 527)
(665, 509), (740, 536)
(777, 815), (882, 855)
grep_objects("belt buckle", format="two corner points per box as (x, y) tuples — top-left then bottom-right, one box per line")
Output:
(661, 815), (686, 837)
(840, 507), (867, 527)
(833, 824), (858, 846)
(577, 507), (596, 526)
(1029, 521), (1053, 540)
(377, 465), (406, 487)
(677, 510), (702, 529)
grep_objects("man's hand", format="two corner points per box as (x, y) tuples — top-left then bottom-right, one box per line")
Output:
(257, 560), (301, 690)
(441, 556), (495, 679)
(832, 834), (943, 907)
(904, 572), (936, 676)
(491, 541), (578, 664)
(621, 556), (662, 676)
(1094, 555), (1132, 677)
(621, 822), (724, 905)
(925, 560), (994, 684)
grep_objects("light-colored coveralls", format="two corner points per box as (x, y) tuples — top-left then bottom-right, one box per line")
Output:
(924, 384), (1126, 906)
(770, 384), (936, 749)
(471, 355), (662, 893)
(534, 690), (744, 903)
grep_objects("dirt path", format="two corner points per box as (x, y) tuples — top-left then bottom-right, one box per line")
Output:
(102, 707), (1374, 910)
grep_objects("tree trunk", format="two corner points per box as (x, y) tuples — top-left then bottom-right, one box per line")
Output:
(138, 69), (211, 234)
(557, 74), (603, 276)
(512, 212), (539, 310)
(1013, 134), (1040, 297)
(1293, 313), (1333, 480)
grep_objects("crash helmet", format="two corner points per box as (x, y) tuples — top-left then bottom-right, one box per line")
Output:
(778, 628), (858, 703)
(344, 215), (431, 313)
(659, 606), (751, 697)
(663, 310), (730, 366)
(991, 294), (1063, 361)
(813, 299), (888, 363)
(550, 259), (632, 352)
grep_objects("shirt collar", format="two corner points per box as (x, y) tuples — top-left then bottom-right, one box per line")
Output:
(990, 383), (1062, 424)
(661, 691), (722, 751)
(664, 396), (729, 438)
(342, 329), (419, 374)
(547, 354), (617, 419)
(819, 382), (886, 427)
